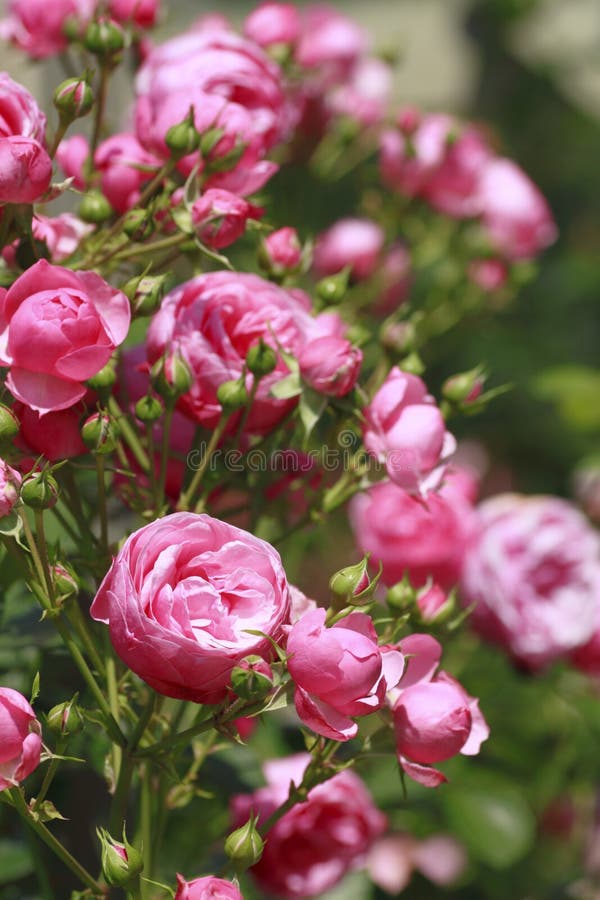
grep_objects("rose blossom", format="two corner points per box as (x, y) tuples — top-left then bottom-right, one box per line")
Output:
(363, 367), (456, 495)
(134, 27), (286, 194)
(0, 137), (52, 204)
(174, 875), (242, 900)
(191, 189), (261, 250)
(0, 260), (130, 414)
(0, 0), (94, 58)
(243, 2), (301, 48)
(390, 634), (489, 786)
(55, 134), (89, 191)
(231, 754), (386, 898)
(329, 56), (393, 126)
(0, 458), (21, 517)
(349, 466), (477, 589)
(94, 133), (162, 214)
(0, 72), (47, 143)
(287, 608), (404, 740)
(15, 402), (86, 461)
(90, 512), (291, 703)
(478, 158), (557, 260)
(295, 6), (367, 76)
(108, 0), (159, 29)
(147, 271), (343, 435)
(461, 494), (600, 670)
(313, 218), (385, 281)
(0, 687), (42, 791)
(298, 335), (362, 397)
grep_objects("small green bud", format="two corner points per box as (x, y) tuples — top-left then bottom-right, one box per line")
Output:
(52, 564), (78, 600)
(81, 413), (119, 454)
(0, 405), (20, 443)
(124, 273), (168, 316)
(86, 360), (117, 392)
(398, 352), (424, 376)
(84, 17), (126, 56)
(205, 141), (245, 174)
(246, 339), (277, 378)
(151, 354), (193, 401)
(165, 108), (200, 158)
(380, 320), (416, 355)
(46, 695), (84, 736)
(199, 127), (225, 158)
(224, 816), (264, 872)
(135, 394), (164, 423)
(21, 472), (59, 510)
(53, 77), (94, 121)
(63, 15), (84, 42)
(79, 191), (113, 224)
(122, 208), (154, 241)
(330, 557), (370, 604)
(386, 575), (416, 612)
(230, 656), (273, 702)
(97, 828), (143, 889)
(216, 378), (248, 412)
(442, 367), (484, 405)
(316, 267), (350, 304)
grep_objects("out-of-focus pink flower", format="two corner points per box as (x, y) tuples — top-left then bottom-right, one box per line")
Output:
(287, 608), (404, 740)
(478, 158), (557, 260)
(94, 132), (162, 214)
(174, 875), (243, 899)
(362, 367), (456, 496)
(0, 137), (52, 203)
(377, 242), (412, 313)
(243, 2), (301, 48)
(2, 214), (92, 267)
(0, 458), (21, 517)
(295, 6), (367, 76)
(90, 512), (291, 703)
(261, 226), (302, 275)
(55, 134), (89, 191)
(329, 56), (393, 126)
(413, 834), (467, 885)
(0, 687), (42, 791)
(108, 0), (159, 29)
(299, 335), (362, 397)
(468, 258), (508, 292)
(15, 402), (86, 461)
(147, 271), (337, 435)
(349, 467), (478, 589)
(461, 494), (600, 670)
(0, 0), (93, 58)
(191, 188), (261, 250)
(0, 72), (47, 142)
(367, 831), (467, 892)
(232, 754), (386, 898)
(417, 583), (449, 622)
(0, 259), (130, 415)
(134, 28), (287, 194)
(313, 217), (385, 281)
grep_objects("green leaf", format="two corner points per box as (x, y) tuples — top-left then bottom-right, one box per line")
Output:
(269, 373), (302, 400)
(34, 799), (68, 823)
(0, 839), (34, 884)
(298, 389), (327, 441)
(533, 365), (600, 433)
(0, 510), (22, 539)
(442, 775), (536, 869)
(30, 671), (40, 705)
(170, 205), (193, 235)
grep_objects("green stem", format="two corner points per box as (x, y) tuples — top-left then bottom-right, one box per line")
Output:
(111, 232), (188, 264)
(109, 753), (136, 836)
(233, 376), (260, 447)
(65, 599), (105, 675)
(157, 403), (175, 508)
(90, 64), (110, 163)
(106, 654), (123, 780)
(48, 119), (69, 159)
(140, 766), (153, 881)
(96, 454), (109, 552)
(18, 509), (49, 597)
(177, 414), (228, 512)
(33, 737), (67, 810)
(33, 510), (56, 604)
(108, 396), (151, 473)
(9, 788), (105, 896)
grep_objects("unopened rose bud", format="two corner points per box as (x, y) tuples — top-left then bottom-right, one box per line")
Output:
(53, 78), (94, 121)
(316, 267), (350, 305)
(165, 109), (200, 158)
(416, 583), (456, 625)
(397, 105), (420, 135)
(135, 394), (163, 423)
(230, 656), (273, 701)
(79, 191), (113, 224)
(386, 575), (416, 612)
(52, 564), (78, 599)
(246, 339), (277, 378)
(0, 459), (21, 518)
(398, 352), (424, 376)
(217, 378), (248, 412)
(206, 142), (245, 174)
(81, 413), (119, 454)
(97, 827), (143, 889)
(330, 557), (370, 604)
(122, 208), (154, 241)
(0, 405), (20, 444)
(442, 367), (485, 405)
(21, 472), (59, 510)
(124, 273), (168, 316)
(380, 320), (416, 355)
(199, 127), (225, 158)
(84, 17), (126, 56)
(87, 360), (117, 392)
(46, 696), (84, 735)
(259, 227), (302, 279)
(224, 815), (264, 872)
(151, 354), (193, 400)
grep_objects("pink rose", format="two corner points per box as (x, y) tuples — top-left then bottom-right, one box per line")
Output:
(362, 367), (456, 495)
(422, 126), (491, 218)
(0, 137), (52, 203)
(174, 875), (243, 900)
(298, 335), (362, 397)
(349, 467), (477, 589)
(461, 494), (600, 670)
(380, 114), (453, 198)
(478, 158), (557, 260)
(377, 242), (412, 313)
(313, 217), (385, 281)
(467, 258), (508, 292)
(0, 0), (94, 58)
(261, 226), (302, 275)
(0, 72), (47, 142)
(134, 28), (286, 194)
(0, 259), (131, 414)
(287, 608), (404, 740)
(108, 0), (159, 29)
(0, 458), (21, 517)
(0, 687), (42, 791)
(94, 133), (162, 214)
(146, 271), (333, 435)
(191, 189), (261, 250)
(55, 134), (89, 191)
(243, 3), (301, 48)
(329, 56), (393, 126)
(90, 513), (291, 703)
(232, 754), (386, 898)
(15, 402), (86, 461)
(390, 634), (489, 786)
(295, 6), (367, 76)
